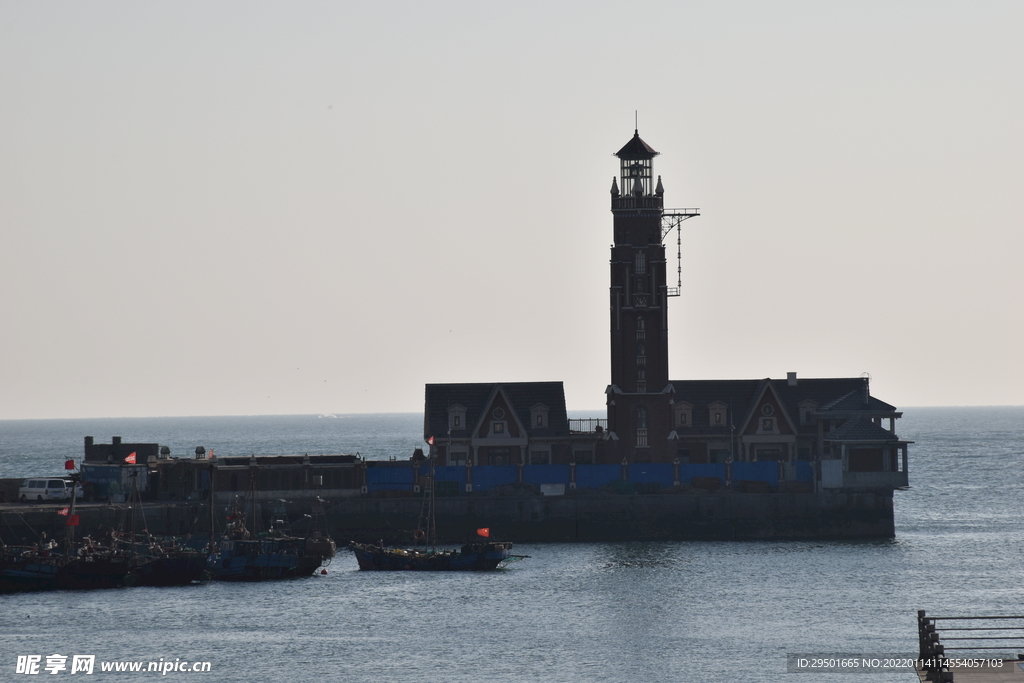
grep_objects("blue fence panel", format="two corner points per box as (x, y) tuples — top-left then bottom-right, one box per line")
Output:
(627, 463), (675, 486)
(472, 465), (518, 492)
(679, 463), (726, 485)
(732, 461), (778, 486)
(574, 464), (622, 490)
(432, 466), (466, 484)
(366, 465), (415, 492)
(523, 465), (571, 487)
(794, 462), (813, 482)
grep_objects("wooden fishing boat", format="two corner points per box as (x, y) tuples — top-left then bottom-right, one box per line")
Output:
(349, 450), (527, 571)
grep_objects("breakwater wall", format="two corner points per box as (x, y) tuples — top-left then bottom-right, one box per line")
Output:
(0, 489), (895, 545)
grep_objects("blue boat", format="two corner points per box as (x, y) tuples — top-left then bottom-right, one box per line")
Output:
(207, 534), (334, 581)
(205, 470), (335, 581)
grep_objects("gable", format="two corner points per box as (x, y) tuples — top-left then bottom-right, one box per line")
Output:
(423, 382), (569, 441)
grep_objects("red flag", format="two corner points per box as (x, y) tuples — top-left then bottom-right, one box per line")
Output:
(66, 515), (80, 526)
(64, 459), (75, 470)
(124, 452), (136, 464)
(476, 528), (490, 538)
(428, 436), (435, 446)
(57, 507), (69, 516)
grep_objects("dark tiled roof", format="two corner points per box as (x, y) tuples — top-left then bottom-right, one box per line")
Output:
(423, 382), (569, 440)
(825, 416), (900, 442)
(615, 131), (659, 159)
(822, 391), (896, 413)
(667, 377), (898, 433)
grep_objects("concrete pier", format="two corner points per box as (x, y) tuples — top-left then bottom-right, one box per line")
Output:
(0, 488), (896, 545)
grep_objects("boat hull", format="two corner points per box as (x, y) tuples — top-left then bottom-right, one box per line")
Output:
(349, 541), (514, 571)
(131, 552), (209, 586)
(0, 552), (64, 592)
(207, 536), (334, 581)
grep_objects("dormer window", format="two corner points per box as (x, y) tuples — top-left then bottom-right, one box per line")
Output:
(673, 402), (693, 428)
(448, 405), (467, 432)
(798, 400), (817, 425)
(530, 404), (549, 430)
(709, 401), (728, 428)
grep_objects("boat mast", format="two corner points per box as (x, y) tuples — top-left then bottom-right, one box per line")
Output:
(64, 470), (79, 559)
(208, 462), (216, 553)
(429, 453), (437, 552)
(128, 470), (139, 561)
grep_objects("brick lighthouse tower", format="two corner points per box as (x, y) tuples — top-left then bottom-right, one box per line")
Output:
(605, 130), (698, 462)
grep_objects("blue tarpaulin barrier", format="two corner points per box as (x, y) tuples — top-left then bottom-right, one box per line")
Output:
(471, 465), (518, 492)
(627, 463), (675, 486)
(795, 462), (813, 482)
(679, 463), (726, 485)
(432, 466), (466, 484)
(366, 466), (415, 492)
(732, 461), (778, 486)
(574, 464), (622, 489)
(523, 465), (571, 487)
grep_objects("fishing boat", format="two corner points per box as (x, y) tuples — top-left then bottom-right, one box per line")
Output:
(349, 537), (520, 571)
(0, 509), (133, 592)
(349, 451), (528, 571)
(205, 467), (335, 581)
(0, 541), (64, 592)
(1, 464), (204, 591)
(126, 537), (209, 587)
(116, 471), (209, 586)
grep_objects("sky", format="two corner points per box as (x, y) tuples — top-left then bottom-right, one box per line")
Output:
(1, 1), (1022, 420)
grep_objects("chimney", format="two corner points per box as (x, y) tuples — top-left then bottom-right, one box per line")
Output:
(787, 372), (797, 386)
(863, 377), (870, 405)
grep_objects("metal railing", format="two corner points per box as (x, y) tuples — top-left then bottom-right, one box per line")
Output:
(568, 418), (606, 434)
(918, 610), (1024, 681)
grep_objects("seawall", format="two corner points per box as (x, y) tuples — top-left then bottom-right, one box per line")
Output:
(0, 489), (895, 545)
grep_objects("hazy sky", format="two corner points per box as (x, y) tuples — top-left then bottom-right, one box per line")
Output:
(2, 1), (1022, 420)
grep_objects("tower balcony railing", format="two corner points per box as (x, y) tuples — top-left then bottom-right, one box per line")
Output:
(569, 418), (607, 434)
(612, 196), (664, 212)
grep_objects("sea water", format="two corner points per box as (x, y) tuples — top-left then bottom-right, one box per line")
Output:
(1, 406), (1023, 682)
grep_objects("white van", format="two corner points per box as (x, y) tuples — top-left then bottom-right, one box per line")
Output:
(18, 478), (84, 503)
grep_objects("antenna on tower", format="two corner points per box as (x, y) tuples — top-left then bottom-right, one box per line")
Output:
(635, 110), (638, 131)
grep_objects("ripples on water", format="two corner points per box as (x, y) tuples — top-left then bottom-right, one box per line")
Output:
(2, 407), (1024, 682)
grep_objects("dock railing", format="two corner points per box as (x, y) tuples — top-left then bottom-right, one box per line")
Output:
(918, 610), (1024, 682)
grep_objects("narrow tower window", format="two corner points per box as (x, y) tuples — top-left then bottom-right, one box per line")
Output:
(635, 252), (646, 275)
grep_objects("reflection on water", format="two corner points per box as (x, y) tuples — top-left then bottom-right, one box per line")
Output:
(595, 541), (684, 570)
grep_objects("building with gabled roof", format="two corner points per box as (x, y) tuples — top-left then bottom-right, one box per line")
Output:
(419, 128), (910, 492)
(423, 382), (602, 466)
